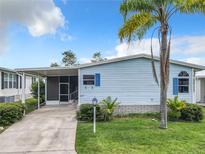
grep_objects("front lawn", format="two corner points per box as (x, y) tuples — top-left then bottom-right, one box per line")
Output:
(76, 110), (205, 154)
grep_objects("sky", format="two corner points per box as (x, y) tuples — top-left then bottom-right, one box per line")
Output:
(0, 0), (205, 68)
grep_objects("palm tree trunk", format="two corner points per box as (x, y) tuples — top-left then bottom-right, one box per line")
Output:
(159, 23), (169, 129)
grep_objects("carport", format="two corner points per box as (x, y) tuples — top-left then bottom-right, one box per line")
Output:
(16, 67), (79, 106)
(196, 70), (205, 104)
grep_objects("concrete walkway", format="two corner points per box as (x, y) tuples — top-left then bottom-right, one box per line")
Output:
(0, 104), (77, 154)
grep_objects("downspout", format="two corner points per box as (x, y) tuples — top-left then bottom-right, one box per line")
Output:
(37, 75), (40, 109)
(78, 69), (80, 106)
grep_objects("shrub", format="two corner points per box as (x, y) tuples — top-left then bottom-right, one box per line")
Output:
(0, 103), (24, 126)
(25, 98), (38, 114)
(180, 104), (203, 121)
(31, 79), (45, 103)
(167, 96), (186, 121)
(168, 111), (181, 121)
(167, 96), (186, 111)
(77, 104), (104, 121)
(101, 96), (119, 121)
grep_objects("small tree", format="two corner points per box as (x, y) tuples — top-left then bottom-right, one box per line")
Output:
(91, 52), (106, 62)
(101, 96), (119, 121)
(31, 79), (45, 103)
(62, 50), (77, 66)
(50, 62), (59, 67)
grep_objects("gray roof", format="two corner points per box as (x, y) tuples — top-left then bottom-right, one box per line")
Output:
(79, 54), (205, 70)
(15, 54), (205, 74)
(0, 67), (16, 73)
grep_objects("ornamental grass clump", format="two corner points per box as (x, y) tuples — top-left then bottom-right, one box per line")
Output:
(101, 96), (119, 121)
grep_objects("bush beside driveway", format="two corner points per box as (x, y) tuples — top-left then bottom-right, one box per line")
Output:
(0, 104), (77, 154)
(0, 98), (39, 128)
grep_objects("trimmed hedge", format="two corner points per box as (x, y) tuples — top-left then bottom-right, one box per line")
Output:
(0, 98), (38, 126)
(77, 104), (104, 121)
(25, 98), (38, 114)
(168, 103), (203, 122)
(180, 104), (203, 122)
(168, 111), (181, 121)
(0, 103), (24, 126)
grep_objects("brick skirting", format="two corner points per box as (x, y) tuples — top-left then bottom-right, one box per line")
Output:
(114, 105), (160, 114)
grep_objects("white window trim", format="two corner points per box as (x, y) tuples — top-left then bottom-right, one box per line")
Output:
(178, 77), (189, 94)
(83, 75), (95, 85)
(3, 72), (9, 89)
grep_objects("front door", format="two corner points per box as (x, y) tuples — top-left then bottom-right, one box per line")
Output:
(59, 83), (69, 103)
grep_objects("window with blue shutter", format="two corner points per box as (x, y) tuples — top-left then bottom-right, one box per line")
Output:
(95, 73), (100, 86)
(173, 78), (178, 95)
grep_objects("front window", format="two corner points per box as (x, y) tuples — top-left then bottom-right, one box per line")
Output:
(13, 75), (17, 88)
(83, 75), (95, 85)
(178, 78), (189, 93)
(178, 71), (189, 93)
(3, 73), (8, 89)
(9, 74), (13, 88)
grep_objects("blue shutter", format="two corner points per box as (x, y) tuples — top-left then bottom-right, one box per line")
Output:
(95, 73), (100, 86)
(173, 78), (178, 95)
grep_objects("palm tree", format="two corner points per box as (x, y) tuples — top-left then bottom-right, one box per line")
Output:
(119, 0), (205, 128)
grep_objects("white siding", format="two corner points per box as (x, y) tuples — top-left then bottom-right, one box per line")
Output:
(0, 73), (33, 101)
(79, 58), (193, 105)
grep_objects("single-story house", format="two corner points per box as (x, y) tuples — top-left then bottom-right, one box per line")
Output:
(15, 54), (205, 113)
(0, 67), (33, 102)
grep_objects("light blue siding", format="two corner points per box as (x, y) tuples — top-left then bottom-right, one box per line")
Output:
(79, 58), (193, 105)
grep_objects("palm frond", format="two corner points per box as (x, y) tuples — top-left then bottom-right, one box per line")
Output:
(120, 0), (155, 16)
(175, 0), (205, 14)
(119, 12), (154, 42)
(135, 18), (157, 40)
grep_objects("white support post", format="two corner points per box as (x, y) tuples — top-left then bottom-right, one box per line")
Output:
(22, 73), (25, 104)
(192, 69), (195, 104)
(93, 105), (96, 133)
(38, 76), (40, 109)
(195, 77), (198, 103)
(78, 69), (80, 106)
(17, 74), (20, 97)
(45, 77), (47, 105)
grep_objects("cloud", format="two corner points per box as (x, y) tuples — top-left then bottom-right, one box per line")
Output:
(61, 0), (68, 5)
(114, 39), (159, 57)
(0, 0), (65, 52)
(59, 32), (75, 42)
(79, 57), (91, 64)
(111, 35), (205, 65)
(0, 23), (8, 53)
(172, 36), (205, 55)
(184, 57), (205, 66)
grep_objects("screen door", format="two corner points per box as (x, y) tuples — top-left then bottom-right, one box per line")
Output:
(59, 83), (69, 102)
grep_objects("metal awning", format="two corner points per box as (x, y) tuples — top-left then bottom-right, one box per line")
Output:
(15, 67), (79, 77)
(196, 70), (205, 78)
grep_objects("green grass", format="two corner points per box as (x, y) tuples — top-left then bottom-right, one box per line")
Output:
(76, 110), (205, 154)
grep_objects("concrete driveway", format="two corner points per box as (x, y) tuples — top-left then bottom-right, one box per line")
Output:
(0, 104), (77, 154)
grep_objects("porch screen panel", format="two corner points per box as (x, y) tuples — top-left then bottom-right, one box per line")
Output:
(47, 77), (59, 100)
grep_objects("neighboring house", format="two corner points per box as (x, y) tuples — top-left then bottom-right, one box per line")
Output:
(0, 67), (33, 102)
(16, 54), (205, 113)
